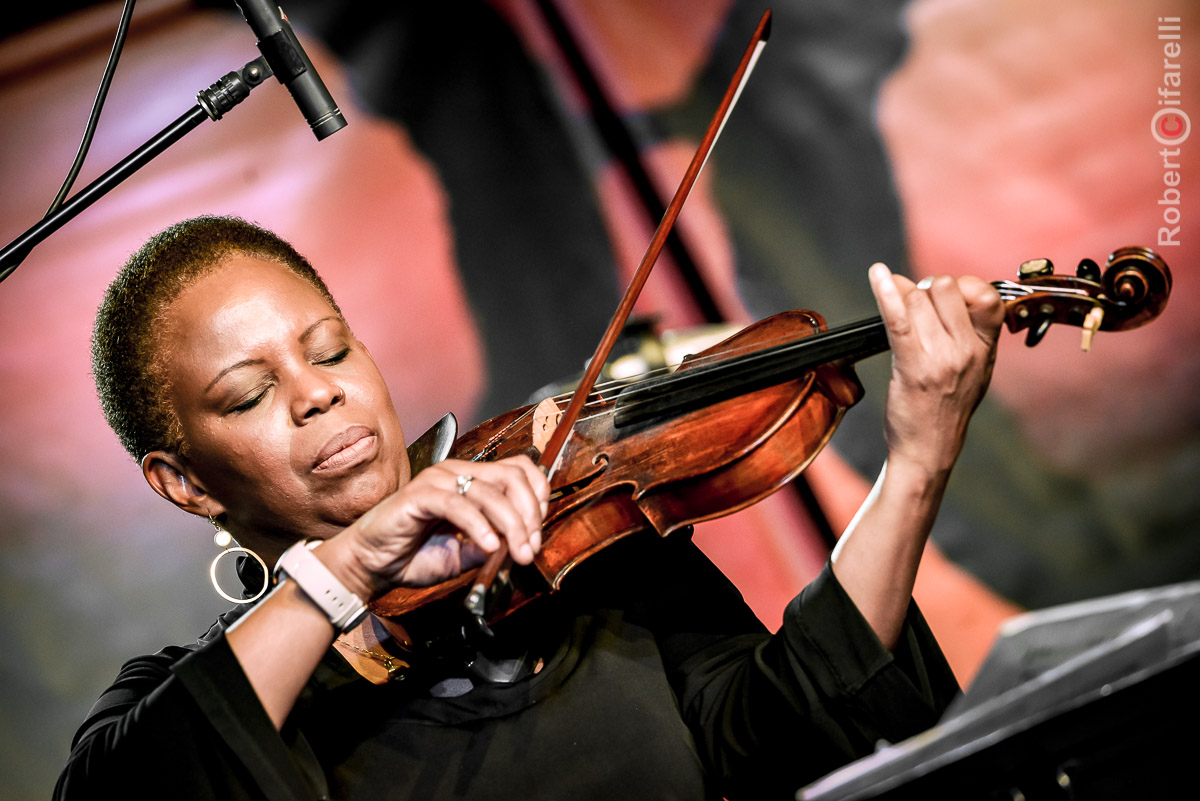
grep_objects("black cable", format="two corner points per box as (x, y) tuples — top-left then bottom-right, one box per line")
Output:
(45, 0), (137, 217)
(532, 0), (725, 324)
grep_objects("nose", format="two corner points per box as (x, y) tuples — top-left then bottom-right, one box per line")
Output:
(291, 365), (344, 424)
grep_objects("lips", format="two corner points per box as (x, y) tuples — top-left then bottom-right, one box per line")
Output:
(313, 425), (378, 473)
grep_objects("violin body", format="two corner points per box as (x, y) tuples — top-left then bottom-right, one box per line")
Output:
(532, 309), (862, 586)
(370, 310), (864, 618)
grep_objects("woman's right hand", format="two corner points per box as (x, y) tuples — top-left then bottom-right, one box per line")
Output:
(325, 456), (550, 599)
(223, 456), (547, 728)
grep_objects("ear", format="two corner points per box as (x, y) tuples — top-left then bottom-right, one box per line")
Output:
(141, 450), (226, 518)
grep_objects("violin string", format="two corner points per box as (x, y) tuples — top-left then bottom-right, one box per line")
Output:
(567, 276), (1066, 405)
(518, 317), (879, 431)
(470, 347), (753, 462)
(533, 321), (836, 406)
(594, 317), (879, 387)
(504, 280), (1037, 460)
(505, 321), (868, 451)
(543, 276), (1043, 405)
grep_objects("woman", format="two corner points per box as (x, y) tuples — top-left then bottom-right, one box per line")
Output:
(57, 215), (1003, 799)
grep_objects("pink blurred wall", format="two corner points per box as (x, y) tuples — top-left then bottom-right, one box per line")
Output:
(0, 0), (1195, 794)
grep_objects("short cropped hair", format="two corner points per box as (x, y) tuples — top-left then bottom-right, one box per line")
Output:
(92, 215), (341, 460)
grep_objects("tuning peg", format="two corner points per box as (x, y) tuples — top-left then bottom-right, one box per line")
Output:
(1080, 307), (1104, 351)
(1018, 258), (1054, 278)
(1076, 258), (1102, 282)
(1025, 316), (1052, 347)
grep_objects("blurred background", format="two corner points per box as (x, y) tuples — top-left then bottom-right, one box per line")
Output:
(1, 0), (1196, 796)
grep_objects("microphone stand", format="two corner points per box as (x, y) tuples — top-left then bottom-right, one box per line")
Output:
(0, 56), (274, 284)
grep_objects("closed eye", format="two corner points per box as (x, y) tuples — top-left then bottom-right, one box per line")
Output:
(316, 348), (350, 366)
(229, 389), (268, 414)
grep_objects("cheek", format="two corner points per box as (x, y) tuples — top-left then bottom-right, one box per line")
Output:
(351, 367), (404, 434)
(348, 373), (409, 483)
(191, 418), (300, 500)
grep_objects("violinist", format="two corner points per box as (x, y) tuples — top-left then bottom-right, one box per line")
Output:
(56, 214), (1004, 800)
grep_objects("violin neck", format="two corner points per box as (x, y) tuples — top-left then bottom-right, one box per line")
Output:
(613, 316), (888, 428)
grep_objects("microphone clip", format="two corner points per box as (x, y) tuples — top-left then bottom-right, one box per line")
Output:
(197, 57), (273, 121)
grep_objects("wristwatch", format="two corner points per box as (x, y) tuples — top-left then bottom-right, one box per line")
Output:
(273, 540), (370, 633)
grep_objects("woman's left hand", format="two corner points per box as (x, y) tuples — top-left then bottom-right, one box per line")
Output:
(868, 263), (1005, 476)
(829, 265), (1004, 650)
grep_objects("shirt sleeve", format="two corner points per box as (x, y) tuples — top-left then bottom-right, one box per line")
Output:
(622, 534), (960, 800)
(54, 631), (324, 801)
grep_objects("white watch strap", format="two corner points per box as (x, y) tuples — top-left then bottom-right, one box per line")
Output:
(274, 540), (369, 633)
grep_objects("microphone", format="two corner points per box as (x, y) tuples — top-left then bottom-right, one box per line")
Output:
(233, 0), (346, 140)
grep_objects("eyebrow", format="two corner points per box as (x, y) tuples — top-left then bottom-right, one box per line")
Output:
(204, 316), (341, 393)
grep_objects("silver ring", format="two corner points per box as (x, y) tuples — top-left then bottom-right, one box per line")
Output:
(456, 474), (474, 496)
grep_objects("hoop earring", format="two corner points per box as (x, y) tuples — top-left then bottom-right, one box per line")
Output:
(208, 516), (269, 604)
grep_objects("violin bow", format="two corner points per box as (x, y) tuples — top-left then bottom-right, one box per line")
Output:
(465, 9), (774, 618)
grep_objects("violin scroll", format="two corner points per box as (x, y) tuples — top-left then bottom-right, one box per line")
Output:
(1102, 246), (1172, 324)
(997, 246), (1172, 349)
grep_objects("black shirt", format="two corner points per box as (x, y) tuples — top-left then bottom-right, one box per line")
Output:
(55, 534), (958, 800)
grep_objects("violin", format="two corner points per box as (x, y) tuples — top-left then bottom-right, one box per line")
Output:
(366, 11), (1173, 640)
(371, 245), (1172, 624)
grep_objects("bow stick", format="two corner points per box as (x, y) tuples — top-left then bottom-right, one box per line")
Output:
(465, 9), (773, 618)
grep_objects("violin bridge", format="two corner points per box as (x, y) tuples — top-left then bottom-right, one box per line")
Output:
(531, 397), (564, 455)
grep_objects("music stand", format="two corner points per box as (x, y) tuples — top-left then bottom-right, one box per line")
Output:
(797, 581), (1200, 800)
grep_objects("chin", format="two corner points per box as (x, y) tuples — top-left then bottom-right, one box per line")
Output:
(337, 471), (400, 522)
